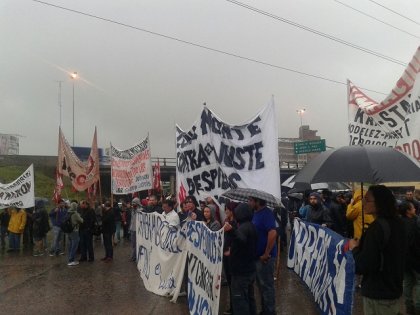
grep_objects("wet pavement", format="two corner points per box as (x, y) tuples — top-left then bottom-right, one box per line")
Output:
(0, 239), (401, 315)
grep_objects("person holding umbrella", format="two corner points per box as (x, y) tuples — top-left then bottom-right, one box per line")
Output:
(349, 185), (407, 315)
(346, 188), (375, 241)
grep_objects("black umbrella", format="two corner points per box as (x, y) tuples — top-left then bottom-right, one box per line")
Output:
(293, 145), (420, 234)
(282, 175), (351, 192)
(221, 188), (283, 208)
(293, 145), (420, 184)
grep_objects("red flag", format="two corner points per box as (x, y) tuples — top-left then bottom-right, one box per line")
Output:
(52, 170), (64, 204)
(153, 159), (161, 192)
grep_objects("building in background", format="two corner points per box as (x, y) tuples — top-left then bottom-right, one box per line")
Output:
(278, 125), (322, 168)
(0, 134), (20, 155)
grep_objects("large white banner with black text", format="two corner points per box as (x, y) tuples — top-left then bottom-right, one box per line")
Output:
(348, 47), (420, 160)
(0, 164), (34, 209)
(176, 102), (280, 204)
(136, 212), (224, 315)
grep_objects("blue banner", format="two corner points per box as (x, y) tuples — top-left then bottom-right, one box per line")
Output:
(287, 219), (354, 315)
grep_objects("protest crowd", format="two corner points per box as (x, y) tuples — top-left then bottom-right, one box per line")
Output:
(1, 185), (420, 315)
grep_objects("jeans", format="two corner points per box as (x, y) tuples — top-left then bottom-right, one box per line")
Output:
(404, 270), (420, 312)
(130, 230), (136, 260)
(103, 233), (113, 258)
(363, 297), (400, 315)
(79, 229), (94, 261)
(231, 272), (257, 315)
(8, 232), (21, 251)
(256, 258), (276, 315)
(115, 221), (121, 241)
(67, 231), (80, 263)
(1, 226), (7, 248)
(51, 226), (63, 254)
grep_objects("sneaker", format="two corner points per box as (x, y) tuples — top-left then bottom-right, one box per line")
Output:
(58, 251), (65, 256)
(67, 261), (79, 266)
(178, 291), (187, 297)
(33, 251), (44, 257)
(49, 252), (55, 257)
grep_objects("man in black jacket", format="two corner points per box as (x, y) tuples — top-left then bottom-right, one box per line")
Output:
(79, 200), (96, 262)
(329, 193), (348, 237)
(224, 203), (257, 315)
(101, 201), (115, 263)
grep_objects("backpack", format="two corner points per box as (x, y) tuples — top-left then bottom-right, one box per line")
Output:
(60, 213), (74, 233)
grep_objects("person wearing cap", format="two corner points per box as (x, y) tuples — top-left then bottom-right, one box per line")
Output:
(7, 206), (27, 252)
(304, 192), (333, 228)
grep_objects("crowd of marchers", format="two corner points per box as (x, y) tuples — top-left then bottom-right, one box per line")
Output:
(0, 187), (419, 315)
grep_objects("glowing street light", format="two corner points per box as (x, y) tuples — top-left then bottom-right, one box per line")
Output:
(296, 108), (306, 138)
(70, 72), (78, 146)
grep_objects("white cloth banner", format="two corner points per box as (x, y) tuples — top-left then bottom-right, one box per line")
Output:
(176, 102), (280, 204)
(185, 220), (224, 315)
(348, 47), (420, 161)
(111, 136), (153, 194)
(57, 128), (100, 191)
(136, 212), (224, 315)
(0, 164), (34, 209)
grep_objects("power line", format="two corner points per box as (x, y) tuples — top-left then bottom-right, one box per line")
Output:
(334, 0), (420, 39)
(366, 0), (420, 27)
(31, 0), (387, 95)
(225, 0), (407, 66)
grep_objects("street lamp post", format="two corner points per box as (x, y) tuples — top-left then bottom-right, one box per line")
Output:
(296, 108), (306, 138)
(70, 72), (78, 146)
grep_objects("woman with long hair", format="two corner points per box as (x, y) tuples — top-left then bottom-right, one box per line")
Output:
(349, 185), (406, 315)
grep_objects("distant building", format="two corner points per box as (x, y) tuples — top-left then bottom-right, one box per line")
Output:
(0, 134), (19, 155)
(278, 125), (323, 168)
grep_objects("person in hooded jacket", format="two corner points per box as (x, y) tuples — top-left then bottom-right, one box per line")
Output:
(347, 188), (375, 241)
(329, 192), (348, 237)
(32, 200), (50, 256)
(304, 192), (333, 228)
(66, 202), (83, 266)
(224, 203), (257, 315)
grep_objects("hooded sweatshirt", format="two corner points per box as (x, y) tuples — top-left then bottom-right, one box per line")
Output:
(230, 203), (257, 275)
(346, 188), (375, 240)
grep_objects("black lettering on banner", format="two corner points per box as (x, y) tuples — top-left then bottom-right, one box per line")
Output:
(186, 167), (241, 196)
(247, 116), (262, 137)
(178, 141), (265, 173)
(378, 111), (397, 128)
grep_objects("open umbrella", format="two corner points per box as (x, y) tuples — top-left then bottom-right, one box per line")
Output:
(282, 175), (351, 192)
(293, 145), (420, 233)
(221, 188), (283, 208)
(293, 145), (420, 184)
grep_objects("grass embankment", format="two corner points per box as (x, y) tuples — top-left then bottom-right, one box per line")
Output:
(0, 165), (80, 201)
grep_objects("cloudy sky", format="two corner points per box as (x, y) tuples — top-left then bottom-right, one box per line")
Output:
(1, 0), (419, 158)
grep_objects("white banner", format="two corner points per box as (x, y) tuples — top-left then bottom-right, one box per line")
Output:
(0, 164), (34, 209)
(136, 212), (224, 315)
(136, 211), (186, 296)
(185, 220), (224, 315)
(57, 128), (100, 191)
(111, 136), (153, 194)
(176, 102), (280, 204)
(348, 47), (420, 161)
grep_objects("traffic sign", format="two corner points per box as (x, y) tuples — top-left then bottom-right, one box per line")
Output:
(294, 139), (326, 155)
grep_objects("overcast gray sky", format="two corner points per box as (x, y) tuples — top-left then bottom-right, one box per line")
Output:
(1, 0), (419, 158)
